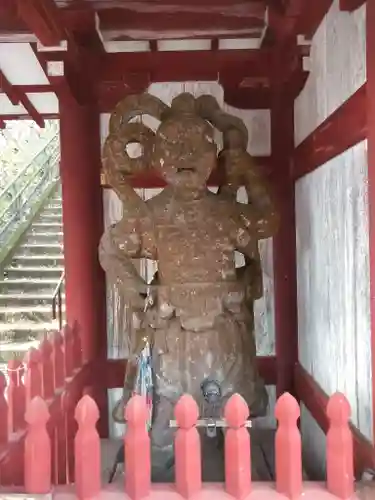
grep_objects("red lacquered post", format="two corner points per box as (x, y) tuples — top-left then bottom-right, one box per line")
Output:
(75, 395), (101, 499)
(0, 371), (8, 445)
(7, 359), (25, 432)
(40, 337), (54, 399)
(63, 324), (74, 378)
(125, 395), (151, 500)
(25, 397), (51, 494)
(174, 394), (201, 499)
(326, 392), (354, 499)
(224, 394), (251, 500)
(24, 348), (42, 402)
(52, 330), (65, 389)
(275, 392), (302, 499)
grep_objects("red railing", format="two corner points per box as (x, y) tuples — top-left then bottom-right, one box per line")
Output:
(0, 323), (86, 485)
(14, 390), (360, 499)
(51, 271), (65, 331)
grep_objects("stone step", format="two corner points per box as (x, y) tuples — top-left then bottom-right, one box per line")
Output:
(0, 292), (65, 307)
(26, 231), (64, 244)
(4, 266), (64, 279)
(31, 222), (63, 233)
(0, 321), (60, 343)
(37, 213), (63, 223)
(11, 255), (64, 267)
(0, 278), (62, 293)
(43, 203), (62, 212)
(19, 242), (63, 255)
(0, 304), (66, 323)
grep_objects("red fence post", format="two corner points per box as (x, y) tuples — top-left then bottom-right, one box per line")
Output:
(7, 359), (25, 432)
(75, 395), (101, 499)
(63, 324), (74, 378)
(52, 330), (65, 389)
(174, 394), (201, 498)
(72, 321), (83, 370)
(125, 395), (151, 500)
(0, 371), (8, 445)
(326, 392), (354, 499)
(40, 338), (54, 399)
(224, 394), (251, 499)
(25, 348), (42, 402)
(275, 392), (302, 499)
(25, 396), (51, 494)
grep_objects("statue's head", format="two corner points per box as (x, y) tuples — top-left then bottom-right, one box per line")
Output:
(152, 93), (217, 190)
(103, 91), (250, 193)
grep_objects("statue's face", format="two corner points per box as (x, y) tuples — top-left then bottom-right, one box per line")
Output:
(152, 115), (217, 189)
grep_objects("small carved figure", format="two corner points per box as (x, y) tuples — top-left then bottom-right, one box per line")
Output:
(100, 92), (279, 474)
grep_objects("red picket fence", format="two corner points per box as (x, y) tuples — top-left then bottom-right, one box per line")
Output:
(0, 323), (85, 485)
(21, 391), (359, 500)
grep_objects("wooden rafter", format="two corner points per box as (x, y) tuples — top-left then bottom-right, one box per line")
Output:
(16, 0), (64, 46)
(339, 0), (366, 12)
(0, 69), (44, 127)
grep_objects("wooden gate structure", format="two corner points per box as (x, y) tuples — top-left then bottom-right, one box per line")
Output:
(0, 0), (375, 498)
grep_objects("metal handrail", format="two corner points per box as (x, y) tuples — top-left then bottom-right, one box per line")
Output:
(52, 271), (65, 331)
(0, 134), (59, 201)
(0, 139), (60, 247)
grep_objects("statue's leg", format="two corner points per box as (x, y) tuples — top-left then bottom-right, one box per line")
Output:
(150, 393), (176, 481)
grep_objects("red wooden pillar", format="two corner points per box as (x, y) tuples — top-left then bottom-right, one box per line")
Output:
(59, 100), (107, 364)
(271, 85), (298, 398)
(366, 0), (375, 443)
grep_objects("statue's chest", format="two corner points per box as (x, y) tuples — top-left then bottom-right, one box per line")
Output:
(154, 205), (232, 253)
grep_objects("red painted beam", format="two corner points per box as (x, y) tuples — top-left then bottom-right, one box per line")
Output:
(93, 49), (274, 84)
(292, 83), (367, 180)
(101, 157), (273, 190)
(340, 0), (366, 12)
(0, 113), (58, 120)
(0, 119), (5, 129)
(223, 85), (271, 110)
(90, 9), (264, 35)
(16, 0), (64, 46)
(294, 363), (375, 473)
(0, 70), (44, 127)
(100, 356), (277, 390)
(366, 0), (375, 448)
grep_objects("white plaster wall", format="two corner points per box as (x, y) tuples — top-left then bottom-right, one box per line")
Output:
(294, 1), (371, 477)
(294, 1), (366, 145)
(100, 82), (275, 436)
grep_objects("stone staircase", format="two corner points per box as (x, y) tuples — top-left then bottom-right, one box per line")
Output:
(0, 187), (65, 363)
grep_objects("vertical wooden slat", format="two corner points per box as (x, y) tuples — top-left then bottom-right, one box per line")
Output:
(74, 395), (101, 499)
(25, 397), (51, 494)
(174, 394), (201, 498)
(275, 392), (302, 499)
(224, 394), (251, 499)
(367, 0), (375, 445)
(271, 65), (298, 397)
(326, 392), (354, 499)
(125, 395), (150, 500)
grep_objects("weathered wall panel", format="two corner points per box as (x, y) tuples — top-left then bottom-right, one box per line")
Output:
(295, 1), (366, 145)
(100, 81), (275, 436)
(294, 1), (371, 476)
